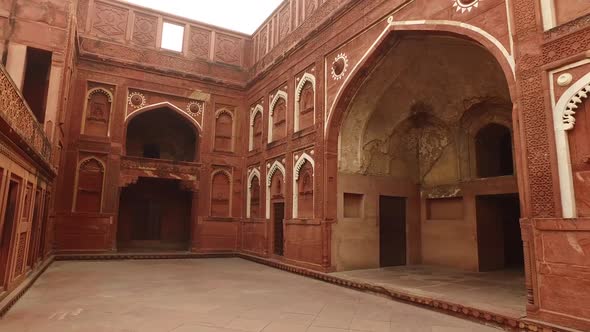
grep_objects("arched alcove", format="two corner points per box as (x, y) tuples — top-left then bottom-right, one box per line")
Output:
(126, 107), (198, 162)
(475, 123), (514, 178)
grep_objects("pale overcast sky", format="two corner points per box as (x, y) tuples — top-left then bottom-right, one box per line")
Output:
(124, 0), (284, 34)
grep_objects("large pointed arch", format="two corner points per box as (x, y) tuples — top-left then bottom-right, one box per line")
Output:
(554, 72), (590, 218)
(324, 18), (519, 222)
(126, 102), (203, 135)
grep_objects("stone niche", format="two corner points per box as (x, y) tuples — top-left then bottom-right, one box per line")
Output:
(293, 152), (314, 219)
(295, 71), (316, 132)
(269, 90), (288, 143)
(211, 169), (232, 217)
(214, 107), (235, 153)
(249, 104), (263, 151)
(83, 83), (115, 137)
(75, 157), (105, 213)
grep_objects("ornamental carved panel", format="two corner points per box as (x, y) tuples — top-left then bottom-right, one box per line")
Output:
(279, 5), (290, 41)
(132, 13), (157, 47)
(91, 2), (129, 40)
(214, 33), (241, 66)
(189, 27), (211, 60)
(77, 0), (89, 31)
(305, 0), (317, 19)
(84, 86), (113, 137)
(258, 27), (268, 57)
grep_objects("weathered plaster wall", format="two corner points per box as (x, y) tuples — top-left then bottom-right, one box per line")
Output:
(335, 35), (513, 271)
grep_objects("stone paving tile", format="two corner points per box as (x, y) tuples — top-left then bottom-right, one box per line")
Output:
(332, 265), (526, 318)
(0, 259), (501, 332)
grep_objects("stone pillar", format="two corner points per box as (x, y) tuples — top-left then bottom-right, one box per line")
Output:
(44, 58), (64, 143)
(5, 42), (27, 89)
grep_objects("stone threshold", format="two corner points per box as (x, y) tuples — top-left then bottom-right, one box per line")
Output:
(0, 252), (581, 332)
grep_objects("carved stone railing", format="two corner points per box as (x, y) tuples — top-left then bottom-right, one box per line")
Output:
(0, 65), (52, 164)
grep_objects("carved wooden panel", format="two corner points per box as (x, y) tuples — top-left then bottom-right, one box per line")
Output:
(75, 159), (104, 213)
(252, 112), (263, 150)
(189, 27), (211, 60)
(214, 110), (233, 152)
(14, 232), (27, 277)
(91, 2), (129, 41)
(211, 171), (231, 217)
(299, 81), (314, 130)
(297, 161), (314, 218)
(568, 99), (590, 217)
(214, 33), (241, 66)
(250, 176), (261, 218)
(132, 13), (158, 48)
(272, 99), (287, 141)
(84, 87), (112, 137)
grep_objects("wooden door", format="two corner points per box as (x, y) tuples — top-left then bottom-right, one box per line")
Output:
(379, 196), (406, 267)
(273, 202), (285, 256)
(0, 180), (19, 287)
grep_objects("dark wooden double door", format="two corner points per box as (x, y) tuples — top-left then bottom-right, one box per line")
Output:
(379, 196), (407, 267)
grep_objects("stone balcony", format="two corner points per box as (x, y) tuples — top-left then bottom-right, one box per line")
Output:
(119, 155), (201, 190)
(0, 65), (52, 168)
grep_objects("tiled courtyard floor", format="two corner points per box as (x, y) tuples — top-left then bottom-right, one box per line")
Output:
(332, 265), (526, 318)
(0, 258), (502, 332)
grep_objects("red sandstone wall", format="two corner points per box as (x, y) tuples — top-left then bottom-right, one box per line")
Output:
(1, 0), (587, 330)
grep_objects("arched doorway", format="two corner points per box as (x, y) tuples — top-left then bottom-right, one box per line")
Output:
(329, 32), (524, 315)
(117, 106), (199, 251)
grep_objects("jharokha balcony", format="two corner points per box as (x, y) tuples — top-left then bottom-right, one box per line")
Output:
(119, 156), (201, 190)
(0, 66), (52, 169)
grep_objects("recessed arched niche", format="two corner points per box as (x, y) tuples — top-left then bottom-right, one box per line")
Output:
(294, 155), (314, 219)
(269, 91), (287, 143)
(249, 105), (263, 151)
(83, 86), (114, 137)
(295, 73), (315, 132)
(247, 169), (261, 219)
(475, 123), (514, 178)
(125, 107), (199, 162)
(211, 170), (232, 217)
(214, 108), (234, 153)
(74, 157), (105, 213)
